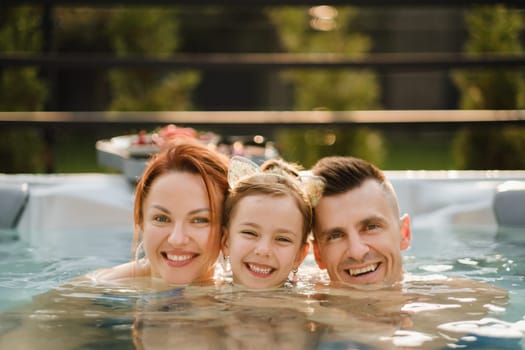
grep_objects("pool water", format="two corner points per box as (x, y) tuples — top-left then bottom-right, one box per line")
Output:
(0, 224), (524, 349)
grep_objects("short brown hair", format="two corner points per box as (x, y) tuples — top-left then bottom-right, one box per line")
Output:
(311, 156), (400, 238)
(311, 156), (386, 196)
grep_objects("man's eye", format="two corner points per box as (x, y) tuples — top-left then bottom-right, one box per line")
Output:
(366, 223), (380, 231)
(326, 231), (344, 241)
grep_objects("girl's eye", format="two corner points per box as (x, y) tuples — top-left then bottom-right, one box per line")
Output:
(241, 230), (257, 237)
(276, 236), (293, 244)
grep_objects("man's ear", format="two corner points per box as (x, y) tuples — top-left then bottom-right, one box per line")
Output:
(221, 227), (230, 256)
(399, 214), (412, 251)
(312, 238), (326, 270)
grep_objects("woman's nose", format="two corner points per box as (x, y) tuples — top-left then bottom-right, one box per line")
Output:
(168, 222), (189, 245)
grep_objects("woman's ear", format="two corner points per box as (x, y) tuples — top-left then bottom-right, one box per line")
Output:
(135, 224), (144, 242)
(399, 214), (412, 251)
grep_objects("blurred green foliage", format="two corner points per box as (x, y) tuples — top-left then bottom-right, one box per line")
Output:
(275, 127), (384, 169)
(106, 7), (200, 111)
(1, 5), (524, 172)
(268, 7), (384, 168)
(0, 7), (47, 172)
(452, 6), (525, 169)
(0, 6), (47, 110)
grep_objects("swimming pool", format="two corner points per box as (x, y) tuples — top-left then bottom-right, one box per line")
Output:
(1, 171), (524, 349)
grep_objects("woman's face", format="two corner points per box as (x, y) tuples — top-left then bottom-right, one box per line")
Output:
(142, 171), (221, 284)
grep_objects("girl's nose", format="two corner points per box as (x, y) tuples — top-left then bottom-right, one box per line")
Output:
(254, 238), (271, 256)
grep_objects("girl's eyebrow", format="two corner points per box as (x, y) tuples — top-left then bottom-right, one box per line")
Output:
(238, 222), (298, 236)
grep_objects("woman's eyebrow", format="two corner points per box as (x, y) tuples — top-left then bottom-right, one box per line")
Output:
(151, 205), (170, 214)
(188, 208), (210, 215)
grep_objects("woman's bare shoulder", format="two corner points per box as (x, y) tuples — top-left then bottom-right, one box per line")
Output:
(81, 262), (148, 283)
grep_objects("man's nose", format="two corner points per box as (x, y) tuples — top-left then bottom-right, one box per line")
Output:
(345, 231), (369, 260)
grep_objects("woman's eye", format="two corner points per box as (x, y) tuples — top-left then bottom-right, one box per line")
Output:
(153, 215), (169, 223)
(191, 217), (209, 224)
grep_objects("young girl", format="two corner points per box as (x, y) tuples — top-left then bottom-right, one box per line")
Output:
(221, 156), (324, 289)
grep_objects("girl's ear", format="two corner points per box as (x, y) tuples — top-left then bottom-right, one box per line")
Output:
(399, 214), (412, 251)
(293, 242), (310, 269)
(312, 239), (326, 269)
(221, 227), (230, 256)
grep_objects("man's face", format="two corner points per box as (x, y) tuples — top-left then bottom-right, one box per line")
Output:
(313, 179), (411, 287)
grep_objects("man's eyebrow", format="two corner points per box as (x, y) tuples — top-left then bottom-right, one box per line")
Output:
(360, 215), (388, 225)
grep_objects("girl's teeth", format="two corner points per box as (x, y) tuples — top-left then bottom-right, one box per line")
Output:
(248, 264), (272, 274)
(348, 263), (378, 276)
(166, 254), (192, 262)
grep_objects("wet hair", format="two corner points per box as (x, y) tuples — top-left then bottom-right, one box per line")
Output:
(223, 159), (312, 245)
(311, 156), (400, 231)
(311, 156), (386, 196)
(132, 138), (229, 264)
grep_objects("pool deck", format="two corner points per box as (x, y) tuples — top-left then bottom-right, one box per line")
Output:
(1, 170), (525, 245)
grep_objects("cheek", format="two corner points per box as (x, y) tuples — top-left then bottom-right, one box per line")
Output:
(142, 224), (167, 248)
(322, 245), (343, 266)
(228, 237), (250, 256)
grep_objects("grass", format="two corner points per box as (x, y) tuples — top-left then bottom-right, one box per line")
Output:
(382, 130), (456, 170)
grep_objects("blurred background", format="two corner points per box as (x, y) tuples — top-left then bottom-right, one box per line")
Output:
(1, 1), (524, 173)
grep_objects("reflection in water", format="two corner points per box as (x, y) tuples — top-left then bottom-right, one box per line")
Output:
(0, 272), (523, 349)
(2, 220), (525, 349)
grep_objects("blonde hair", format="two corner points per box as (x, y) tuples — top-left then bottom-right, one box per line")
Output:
(223, 159), (312, 244)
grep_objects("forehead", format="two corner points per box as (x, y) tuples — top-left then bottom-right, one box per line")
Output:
(231, 194), (302, 225)
(315, 179), (398, 227)
(233, 193), (299, 215)
(148, 171), (209, 202)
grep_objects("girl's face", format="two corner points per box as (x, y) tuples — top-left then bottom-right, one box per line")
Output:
(142, 171), (221, 284)
(223, 194), (308, 289)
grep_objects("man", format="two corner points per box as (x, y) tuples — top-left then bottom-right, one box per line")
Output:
(308, 156), (514, 349)
(311, 155), (411, 288)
